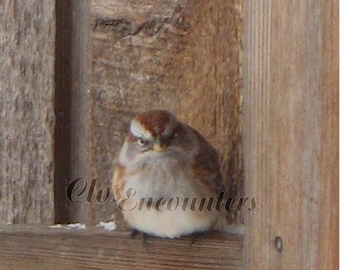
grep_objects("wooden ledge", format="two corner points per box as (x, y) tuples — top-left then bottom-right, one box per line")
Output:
(0, 224), (243, 270)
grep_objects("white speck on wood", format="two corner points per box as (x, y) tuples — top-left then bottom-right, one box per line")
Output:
(97, 221), (117, 231)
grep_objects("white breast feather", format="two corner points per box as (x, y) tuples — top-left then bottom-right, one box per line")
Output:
(118, 152), (218, 238)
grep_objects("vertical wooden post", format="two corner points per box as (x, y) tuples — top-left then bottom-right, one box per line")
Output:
(54, 0), (91, 223)
(243, 0), (338, 268)
(0, 0), (56, 224)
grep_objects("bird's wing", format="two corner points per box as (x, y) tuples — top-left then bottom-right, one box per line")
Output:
(190, 127), (225, 195)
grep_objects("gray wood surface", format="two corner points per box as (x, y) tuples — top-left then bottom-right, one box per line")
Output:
(0, 0), (55, 224)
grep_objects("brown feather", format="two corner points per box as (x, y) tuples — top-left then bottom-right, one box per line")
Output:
(134, 110), (176, 137)
(190, 127), (224, 195)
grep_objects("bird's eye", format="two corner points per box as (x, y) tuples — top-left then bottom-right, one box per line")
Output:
(138, 137), (146, 146)
(170, 133), (178, 141)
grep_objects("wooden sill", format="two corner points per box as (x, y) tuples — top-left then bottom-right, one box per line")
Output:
(0, 224), (243, 270)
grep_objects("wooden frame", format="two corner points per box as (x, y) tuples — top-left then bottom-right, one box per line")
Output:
(0, 0), (338, 269)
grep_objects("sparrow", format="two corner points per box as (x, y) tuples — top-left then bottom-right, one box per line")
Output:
(112, 110), (224, 238)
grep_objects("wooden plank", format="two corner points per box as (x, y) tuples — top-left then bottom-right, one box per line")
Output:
(318, 0), (339, 268)
(89, 0), (243, 226)
(0, 0), (55, 224)
(243, 0), (338, 269)
(0, 225), (243, 270)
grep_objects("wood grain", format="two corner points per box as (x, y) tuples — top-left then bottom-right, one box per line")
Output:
(89, 0), (243, 226)
(0, 0), (55, 224)
(243, 0), (338, 269)
(318, 0), (339, 268)
(0, 225), (243, 270)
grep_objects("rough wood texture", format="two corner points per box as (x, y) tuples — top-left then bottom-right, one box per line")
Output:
(89, 0), (243, 226)
(0, 0), (55, 224)
(243, 0), (338, 269)
(0, 225), (243, 270)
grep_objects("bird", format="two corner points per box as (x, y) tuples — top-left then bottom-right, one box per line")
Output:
(112, 110), (224, 238)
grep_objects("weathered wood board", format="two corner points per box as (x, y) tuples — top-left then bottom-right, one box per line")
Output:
(0, 0), (55, 224)
(0, 224), (243, 270)
(243, 0), (339, 269)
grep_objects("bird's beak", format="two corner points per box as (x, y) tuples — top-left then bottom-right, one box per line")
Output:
(153, 136), (166, 152)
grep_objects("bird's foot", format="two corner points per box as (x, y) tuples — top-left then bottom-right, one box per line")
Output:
(130, 229), (149, 250)
(189, 231), (209, 247)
